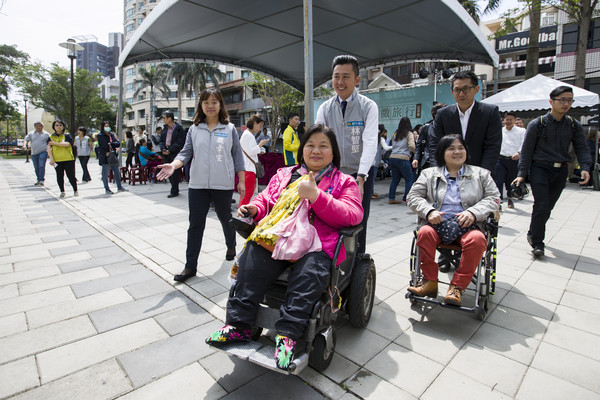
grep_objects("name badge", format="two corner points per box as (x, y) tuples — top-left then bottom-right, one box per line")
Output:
(214, 131), (228, 138)
(346, 121), (364, 127)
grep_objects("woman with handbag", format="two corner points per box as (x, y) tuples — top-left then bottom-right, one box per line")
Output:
(47, 120), (78, 198)
(406, 135), (499, 306)
(97, 121), (128, 195)
(206, 124), (363, 370)
(156, 88), (246, 279)
(240, 114), (270, 206)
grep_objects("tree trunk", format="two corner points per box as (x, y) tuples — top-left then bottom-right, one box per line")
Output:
(525, 0), (541, 79)
(574, 0), (592, 88)
(177, 92), (182, 124)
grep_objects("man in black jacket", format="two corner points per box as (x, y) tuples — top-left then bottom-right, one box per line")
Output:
(513, 86), (591, 257)
(413, 102), (446, 175)
(160, 112), (186, 198)
(429, 71), (502, 172)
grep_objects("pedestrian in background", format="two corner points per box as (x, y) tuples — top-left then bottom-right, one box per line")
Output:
(513, 86), (591, 257)
(22, 121), (50, 186)
(97, 121), (128, 195)
(413, 102), (446, 175)
(388, 117), (415, 204)
(157, 88), (245, 283)
(256, 126), (272, 153)
(371, 124), (392, 199)
(494, 112), (525, 209)
(283, 112), (301, 165)
(160, 111), (186, 198)
(125, 131), (135, 168)
(75, 127), (93, 183)
(47, 120), (78, 198)
(240, 114), (270, 206)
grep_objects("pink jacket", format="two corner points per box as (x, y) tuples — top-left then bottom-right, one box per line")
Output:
(251, 166), (364, 264)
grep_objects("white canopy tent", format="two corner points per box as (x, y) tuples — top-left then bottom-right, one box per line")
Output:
(482, 74), (600, 112)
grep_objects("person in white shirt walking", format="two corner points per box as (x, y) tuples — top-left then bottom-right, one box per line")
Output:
(240, 114), (269, 206)
(494, 112), (525, 209)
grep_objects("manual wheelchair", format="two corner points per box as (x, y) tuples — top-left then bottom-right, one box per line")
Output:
(406, 214), (498, 320)
(209, 225), (376, 375)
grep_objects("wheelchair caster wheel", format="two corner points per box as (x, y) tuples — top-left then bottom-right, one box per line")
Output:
(476, 306), (486, 321)
(309, 330), (336, 371)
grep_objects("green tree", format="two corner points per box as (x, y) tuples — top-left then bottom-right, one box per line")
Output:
(458, 0), (501, 23)
(0, 44), (28, 119)
(16, 63), (113, 132)
(168, 62), (225, 124)
(547, 0), (600, 87)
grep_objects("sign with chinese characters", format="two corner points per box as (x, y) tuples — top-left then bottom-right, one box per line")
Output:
(379, 104), (422, 120)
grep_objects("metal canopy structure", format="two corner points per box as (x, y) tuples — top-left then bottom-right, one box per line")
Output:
(119, 0), (498, 92)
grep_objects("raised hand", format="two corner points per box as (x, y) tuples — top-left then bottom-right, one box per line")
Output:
(298, 171), (319, 203)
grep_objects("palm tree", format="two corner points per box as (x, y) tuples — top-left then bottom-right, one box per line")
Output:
(167, 62), (226, 124)
(133, 63), (171, 133)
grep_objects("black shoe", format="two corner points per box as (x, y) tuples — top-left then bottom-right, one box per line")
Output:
(167, 193), (179, 198)
(174, 268), (196, 282)
(507, 199), (514, 209)
(532, 247), (545, 257)
(526, 233), (534, 248)
(226, 247), (236, 261)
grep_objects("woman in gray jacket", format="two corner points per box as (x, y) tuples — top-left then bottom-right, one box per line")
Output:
(157, 89), (245, 282)
(406, 135), (500, 306)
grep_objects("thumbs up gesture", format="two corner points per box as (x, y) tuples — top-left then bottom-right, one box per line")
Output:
(298, 171), (319, 203)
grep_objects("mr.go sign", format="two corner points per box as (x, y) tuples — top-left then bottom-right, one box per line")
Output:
(496, 26), (557, 54)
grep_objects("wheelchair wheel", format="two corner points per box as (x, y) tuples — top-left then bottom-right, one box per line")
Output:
(347, 257), (376, 328)
(308, 330), (336, 371)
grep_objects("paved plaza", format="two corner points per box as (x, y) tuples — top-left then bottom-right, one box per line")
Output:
(1, 156), (599, 400)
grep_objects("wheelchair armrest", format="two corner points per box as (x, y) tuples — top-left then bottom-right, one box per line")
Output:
(338, 225), (363, 239)
(485, 213), (499, 236)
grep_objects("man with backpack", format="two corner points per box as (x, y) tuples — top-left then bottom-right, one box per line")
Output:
(512, 86), (591, 257)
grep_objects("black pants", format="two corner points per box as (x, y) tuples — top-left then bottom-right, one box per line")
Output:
(55, 160), (77, 193)
(355, 165), (375, 255)
(528, 161), (568, 249)
(78, 156), (91, 182)
(165, 153), (181, 195)
(126, 152), (135, 168)
(227, 242), (331, 340)
(494, 157), (518, 200)
(185, 188), (236, 270)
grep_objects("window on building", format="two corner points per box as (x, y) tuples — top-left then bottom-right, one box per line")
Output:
(187, 107), (195, 117)
(541, 13), (557, 27)
(127, 112), (135, 120)
(126, 0), (134, 5)
(138, 18), (144, 26)
(125, 24), (135, 34)
(138, 2), (144, 11)
(137, 95), (144, 101)
(126, 97), (134, 104)
(223, 91), (242, 103)
(562, 23), (579, 53)
(226, 71), (234, 82)
(125, 8), (135, 19)
(138, 110), (145, 119)
(242, 70), (250, 78)
(126, 83), (135, 92)
(125, 68), (135, 78)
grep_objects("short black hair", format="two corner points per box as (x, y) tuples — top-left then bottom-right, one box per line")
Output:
(163, 111), (175, 120)
(126, 131), (133, 138)
(378, 124), (386, 133)
(504, 112), (517, 118)
(431, 102), (447, 119)
(550, 86), (573, 99)
(296, 124), (341, 169)
(435, 134), (469, 167)
(332, 55), (359, 76)
(451, 71), (478, 88)
(77, 127), (88, 135)
(156, 126), (162, 132)
(52, 120), (65, 132)
(246, 114), (265, 129)
(288, 112), (299, 120)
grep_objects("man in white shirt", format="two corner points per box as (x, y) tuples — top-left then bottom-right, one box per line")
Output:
(495, 112), (525, 208)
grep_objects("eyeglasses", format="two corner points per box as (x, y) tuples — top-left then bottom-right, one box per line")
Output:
(552, 97), (575, 104)
(452, 86), (475, 94)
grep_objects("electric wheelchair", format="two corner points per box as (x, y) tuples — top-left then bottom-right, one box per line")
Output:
(209, 225), (376, 375)
(406, 214), (498, 320)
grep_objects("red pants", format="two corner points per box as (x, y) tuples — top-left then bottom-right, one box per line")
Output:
(416, 225), (487, 289)
(240, 171), (256, 206)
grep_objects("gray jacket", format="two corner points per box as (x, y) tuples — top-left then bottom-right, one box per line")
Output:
(407, 165), (500, 230)
(176, 122), (245, 190)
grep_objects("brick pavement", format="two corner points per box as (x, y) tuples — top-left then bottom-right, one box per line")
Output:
(1, 156), (599, 399)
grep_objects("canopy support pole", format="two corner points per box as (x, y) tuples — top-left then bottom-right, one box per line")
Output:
(303, 0), (314, 125)
(117, 66), (124, 166)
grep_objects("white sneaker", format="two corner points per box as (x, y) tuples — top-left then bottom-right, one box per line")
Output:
(74, 191), (79, 197)
(60, 192), (66, 198)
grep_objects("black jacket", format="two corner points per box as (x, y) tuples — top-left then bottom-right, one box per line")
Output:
(97, 131), (120, 165)
(159, 122), (186, 162)
(429, 101), (502, 172)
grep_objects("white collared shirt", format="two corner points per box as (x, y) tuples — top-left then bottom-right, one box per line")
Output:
(457, 102), (475, 139)
(500, 126), (526, 157)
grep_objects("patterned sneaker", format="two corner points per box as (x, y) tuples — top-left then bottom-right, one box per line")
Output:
(205, 325), (251, 344)
(274, 335), (297, 370)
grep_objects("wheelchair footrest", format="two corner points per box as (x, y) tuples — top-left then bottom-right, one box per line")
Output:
(208, 341), (309, 375)
(406, 292), (487, 319)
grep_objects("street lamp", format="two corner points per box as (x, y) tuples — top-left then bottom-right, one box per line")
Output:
(23, 93), (30, 163)
(5, 115), (9, 157)
(59, 39), (84, 135)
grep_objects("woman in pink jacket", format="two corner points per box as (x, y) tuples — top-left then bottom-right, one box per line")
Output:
(206, 124), (363, 369)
